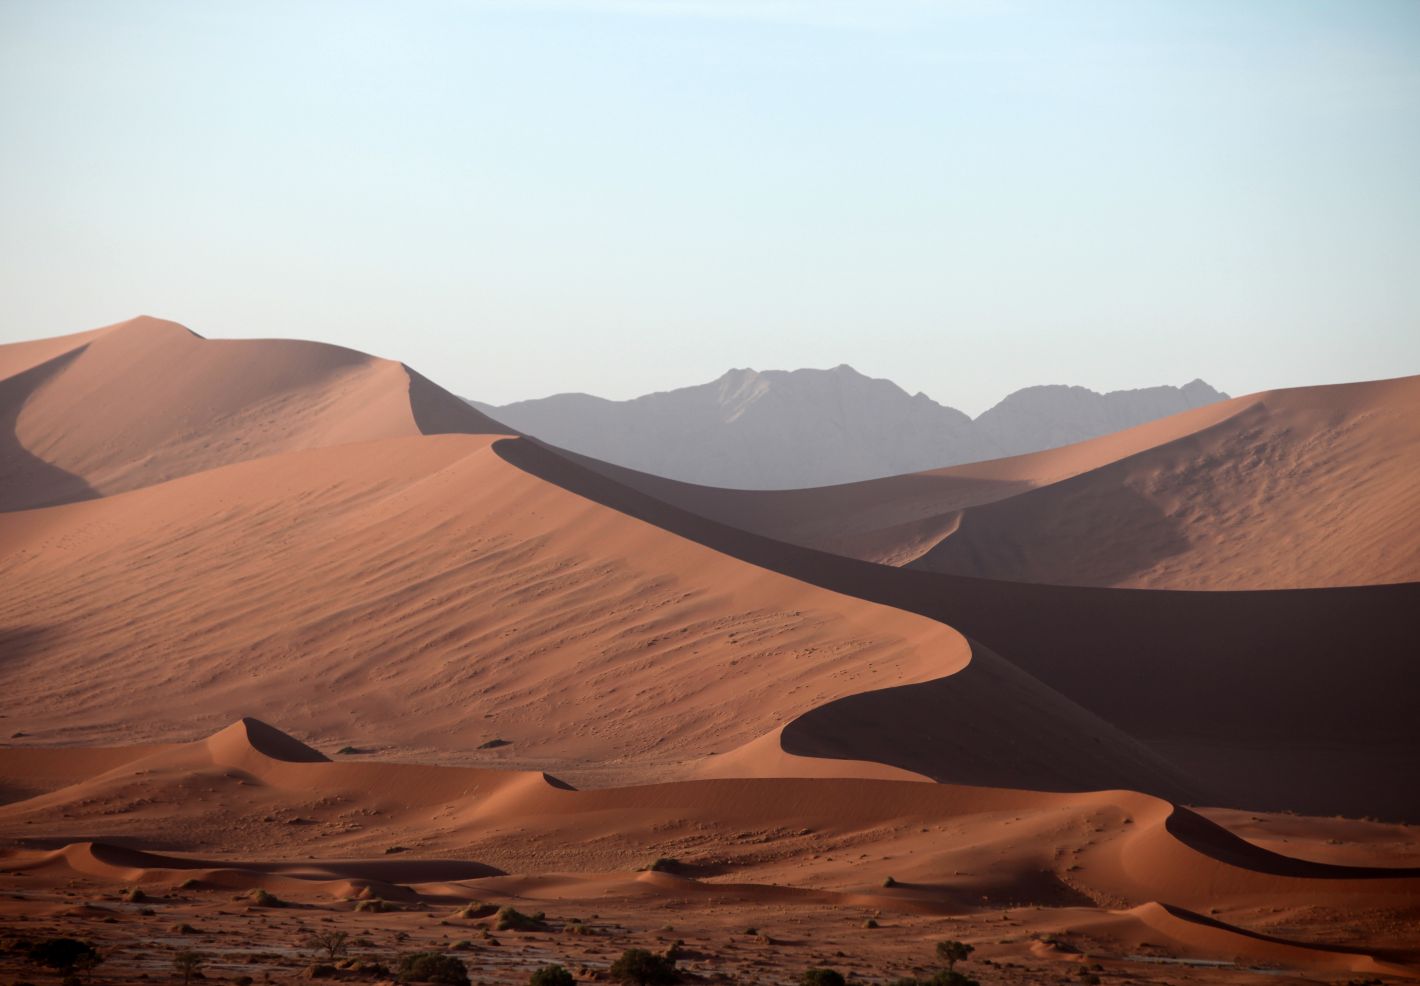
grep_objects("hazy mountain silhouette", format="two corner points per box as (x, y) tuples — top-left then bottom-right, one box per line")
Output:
(469, 367), (1228, 489)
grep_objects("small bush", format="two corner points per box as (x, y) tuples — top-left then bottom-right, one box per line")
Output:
(397, 951), (470, 985)
(647, 857), (679, 873)
(173, 950), (204, 986)
(247, 888), (286, 907)
(122, 887), (148, 903)
(307, 930), (349, 963)
(800, 970), (846, 986)
(609, 948), (678, 986)
(935, 940), (974, 972)
(354, 898), (397, 913)
(530, 963), (576, 986)
(495, 905), (543, 931)
(882, 876), (897, 888)
(28, 938), (101, 973)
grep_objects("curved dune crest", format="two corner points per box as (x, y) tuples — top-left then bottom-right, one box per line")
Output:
(0, 316), (508, 511)
(912, 376), (1420, 588)
(581, 375), (1420, 589)
(557, 392), (1261, 565)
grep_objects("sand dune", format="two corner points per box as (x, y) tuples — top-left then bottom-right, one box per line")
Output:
(2, 318), (1418, 983)
(0, 430), (1195, 799)
(572, 376), (1420, 589)
(0, 315), (506, 511)
(913, 375), (1420, 588)
(3, 720), (1417, 980)
(557, 393), (1255, 565)
(496, 436), (1420, 820)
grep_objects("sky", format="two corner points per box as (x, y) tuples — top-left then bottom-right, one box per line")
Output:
(2, 0), (1418, 415)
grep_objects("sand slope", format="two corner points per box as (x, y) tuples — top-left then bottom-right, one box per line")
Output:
(495, 437), (1420, 820)
(0, 429), (1195, 797)
(582, 376), (1420, 590)
(3, 721), (1417, 979)
(912, 375), (1420, 588)
(0, 316), (506, 511)
(558, 395), (1255, 566)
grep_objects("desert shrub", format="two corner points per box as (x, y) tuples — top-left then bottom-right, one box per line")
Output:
(530, 963), (576, 986)
(307, 930), (349, 962)
(355, 898), (397, 913)
(927, 973), (978, 986)
(800, 970), (845, 986)
(27, 938), (101, 974)
(935, 941), (974, 972)
(173, 950), (204, 986)
(397, 951), (470, 985)
(495, 905), (544, 931)
(122, 887), (147, 903)
(862, 918), (879, 929)
(247, 887), (286, 907)
(882, 876), (897, 887)
(609, 948), (678, 986)
(647, 857), (679, 873)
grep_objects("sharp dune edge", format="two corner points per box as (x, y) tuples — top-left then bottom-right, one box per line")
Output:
(2, 318), (1418, 984)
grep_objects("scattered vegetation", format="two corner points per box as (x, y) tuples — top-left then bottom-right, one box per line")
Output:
(246, 887), (287, 907)
(530, 963), (576, 986)
(397, 951), (470, 985)
(936, 940), (974, 972)
(26, 938), (102, 979)
(307, 929), (349, 963)
(609, 948), (679, 986)
(354, 898), (398, 913)
(495, 905), (545, 931)
(800, 969), (846, 986)
(173, 950), (204, 986)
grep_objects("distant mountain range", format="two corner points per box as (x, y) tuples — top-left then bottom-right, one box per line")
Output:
(468, 366), (1229, 488)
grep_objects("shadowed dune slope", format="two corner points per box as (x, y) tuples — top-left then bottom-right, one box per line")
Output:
(571, 376), (1420, 590)
(0, 316), (508, 511)
(0, 433), (1191, 797)
(4, 722), (1419, 948)
(912, 375), (1420, 588)
(556, 394), (1256, 565)
(491, 438), (1420, 820)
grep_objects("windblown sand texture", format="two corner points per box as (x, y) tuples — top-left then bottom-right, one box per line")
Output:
(2, 318), (1417, 984)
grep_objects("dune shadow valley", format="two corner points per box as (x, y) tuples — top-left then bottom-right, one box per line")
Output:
(1, 316), (1419, 986)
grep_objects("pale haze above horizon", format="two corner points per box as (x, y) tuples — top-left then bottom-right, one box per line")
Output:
(2, 0), (1418, 415)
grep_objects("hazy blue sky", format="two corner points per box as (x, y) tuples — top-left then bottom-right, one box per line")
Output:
(2, 0), (1418, 414)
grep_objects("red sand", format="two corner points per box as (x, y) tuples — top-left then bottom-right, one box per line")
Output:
(1, 318), (1417, 983)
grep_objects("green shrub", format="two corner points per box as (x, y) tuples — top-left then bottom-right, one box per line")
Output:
(397, 951), (470, 985)
(800, 970), (846, 986)
(609, 948), (678, 986)
(530, 963), (576, 986)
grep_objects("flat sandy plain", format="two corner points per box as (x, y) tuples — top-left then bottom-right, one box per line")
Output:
(2, 318), (1417, 985)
